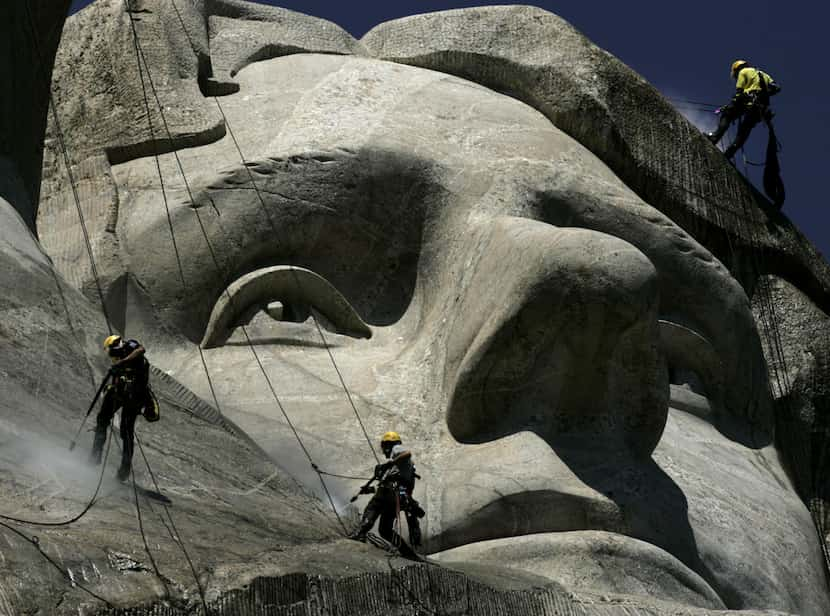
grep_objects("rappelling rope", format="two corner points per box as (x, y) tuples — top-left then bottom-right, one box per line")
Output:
(693, 129), (827, 582)
(124, 0), (224, 422)
(127, 448), (168, 593)
(0, 422), (112, 527)
(210, 94), (381, 466)
(0, 430), (115, 607)
(123, 0), (348, 534)
(104, 420), (207, 613)
(0, 519), (114, 607)
(165, 0), (381, 468)
(105, 417), (212, 614)
(101, 423), (181, 609)
(643, 91), (825, 580)
(135, 434), (209, 613)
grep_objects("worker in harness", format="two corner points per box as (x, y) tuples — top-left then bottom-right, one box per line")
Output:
(708, 59), (781, 160)
(349, 431), (424, 560)
(90, 335), (158, 481)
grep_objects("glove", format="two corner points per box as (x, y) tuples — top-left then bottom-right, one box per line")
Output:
(731, 91), (748, 106)
(374, 462), (392, 478)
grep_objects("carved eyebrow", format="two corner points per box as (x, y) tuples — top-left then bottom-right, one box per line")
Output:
(200, 265), (372, 348)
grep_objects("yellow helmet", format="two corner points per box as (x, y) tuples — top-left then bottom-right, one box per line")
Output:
(103, 334), (122, 349)
(731, 59), (748, 78)
(381, 431), (401, 444)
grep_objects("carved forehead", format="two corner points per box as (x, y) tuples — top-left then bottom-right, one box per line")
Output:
(203, 53), (599, 181)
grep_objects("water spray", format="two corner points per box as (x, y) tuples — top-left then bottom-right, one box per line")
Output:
(68, 371), (111, 451)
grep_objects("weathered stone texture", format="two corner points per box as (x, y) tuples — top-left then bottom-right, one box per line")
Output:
(361, 6), (830, 314)
(3, 2), (830, 615)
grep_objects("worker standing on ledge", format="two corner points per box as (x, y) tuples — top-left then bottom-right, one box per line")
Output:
(707, 59), (781, 160)
(90, 335), (158, 481)
(349, 431), (424, 560)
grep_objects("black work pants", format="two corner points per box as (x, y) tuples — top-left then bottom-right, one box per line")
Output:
(91, 385), (142, 479)
(710, 100), (766, 159)
(356, 487), (419, 560)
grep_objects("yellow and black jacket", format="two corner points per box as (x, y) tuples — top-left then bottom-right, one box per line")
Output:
(735, 67), (780, 103)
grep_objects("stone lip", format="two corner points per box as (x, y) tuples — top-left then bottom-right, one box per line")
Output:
(433, 530), (726, 610)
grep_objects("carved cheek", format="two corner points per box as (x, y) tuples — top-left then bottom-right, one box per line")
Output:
(445, 216), (668, 458)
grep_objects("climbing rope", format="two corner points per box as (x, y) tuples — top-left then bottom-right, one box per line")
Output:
(123, 0), (349, 534)
(633, 90), (824, 581)
(0, 429), (115, 606)
(124, 0), (225, 422)
(128, 456), (167, 593)
(210, 93), (381, 465)
(0, 519), (114, 607)
(698, 135), (829, 583)
(166, 0), (381, 468)
(0, 426), (111, 527)
(135, 436), (210, 612)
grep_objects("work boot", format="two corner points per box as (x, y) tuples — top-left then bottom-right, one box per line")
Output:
(116, 464), (131, 483)
(706, 132), (719, 144)
(89, 430), (107, 466)
(348, 529), (367, 542)
(394, 539), (422, 562)
(406, 516), (422, 547)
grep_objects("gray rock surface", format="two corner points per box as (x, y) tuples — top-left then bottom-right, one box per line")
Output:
(434, 531), (725, 609)
(208, 0), (367, 85)
(37, 0), (365, 309)
(752, 275), (830, 560)
(0, 1), (71, 230)
(361, 6), (830, 314)
(47, 45), (825, 613)
(1, 1), (828, 615)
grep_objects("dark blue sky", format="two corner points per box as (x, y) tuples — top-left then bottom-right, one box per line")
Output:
(68, 0), (829, 260)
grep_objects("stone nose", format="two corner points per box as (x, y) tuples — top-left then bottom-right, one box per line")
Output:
(445, 216), (668, 457)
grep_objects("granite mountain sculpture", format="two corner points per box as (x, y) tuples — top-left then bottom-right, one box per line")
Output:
(2, 1), (829, 614)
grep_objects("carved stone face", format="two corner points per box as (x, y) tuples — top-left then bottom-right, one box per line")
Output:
(81, 50), (827, 613)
